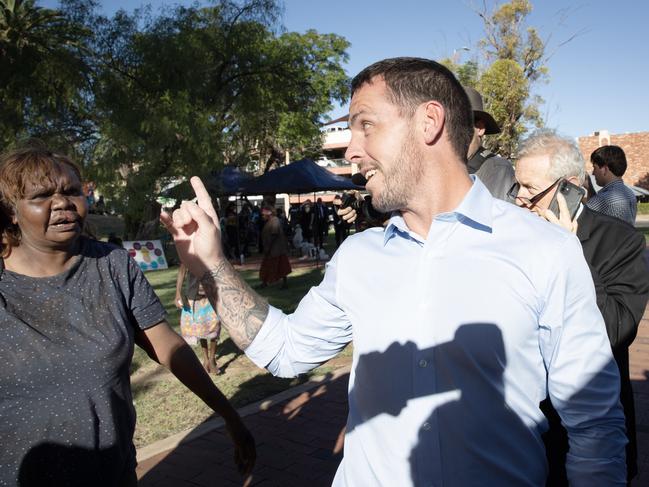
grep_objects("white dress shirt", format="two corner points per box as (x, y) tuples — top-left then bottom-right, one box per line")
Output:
(246, 177), (626, 486)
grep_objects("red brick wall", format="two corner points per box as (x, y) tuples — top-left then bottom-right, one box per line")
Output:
(578, 132), (649, 189)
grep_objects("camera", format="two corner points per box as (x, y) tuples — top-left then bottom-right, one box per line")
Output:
(340, 192), (388, 225)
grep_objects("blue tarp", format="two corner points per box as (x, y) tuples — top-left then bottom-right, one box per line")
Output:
(163, 166), (254, 199)
(242, 158), (361, 195)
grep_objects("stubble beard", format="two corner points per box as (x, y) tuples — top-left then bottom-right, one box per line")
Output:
(371, 131), (425, 213)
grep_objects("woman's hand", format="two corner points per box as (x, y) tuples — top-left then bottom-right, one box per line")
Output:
(225, 418), (256, 479)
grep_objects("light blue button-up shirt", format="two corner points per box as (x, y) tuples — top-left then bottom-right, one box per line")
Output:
(246, 177), (626, 486)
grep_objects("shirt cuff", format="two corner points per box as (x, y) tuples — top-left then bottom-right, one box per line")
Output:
(245, 305), (285, 368)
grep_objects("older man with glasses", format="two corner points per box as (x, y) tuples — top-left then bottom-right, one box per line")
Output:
(511, 130), (649, 485)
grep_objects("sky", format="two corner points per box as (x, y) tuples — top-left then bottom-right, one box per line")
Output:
(42, 0), (649, 139)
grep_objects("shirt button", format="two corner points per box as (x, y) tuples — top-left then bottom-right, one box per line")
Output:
(418, 359), (428, 368)
(422, 422), (431, 431)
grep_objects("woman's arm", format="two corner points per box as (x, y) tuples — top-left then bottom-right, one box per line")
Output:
(174, 264), (187, 309)
(135, 321), (256, 477)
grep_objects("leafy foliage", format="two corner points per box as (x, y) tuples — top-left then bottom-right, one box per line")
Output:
(1, 0), (350, 237)
(0, 0), (93, 149)
(443, 0), (549, 157)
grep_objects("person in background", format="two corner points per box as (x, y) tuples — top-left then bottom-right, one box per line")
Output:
(276, 207), (291, 240)
(587, 145), (637, 225)
(0, 144), (255, 486)
(463, 86), (515, 201)
(175, 262), (222, 374)
(332, 194), (349, 248)
(300, 199), (314, 243)
(257, 206), (291, 289)
(94, 195), (106, 214)
(510, 131), (649, 484)
(224, 204), (239, 260)
(313, 197), (329, 248)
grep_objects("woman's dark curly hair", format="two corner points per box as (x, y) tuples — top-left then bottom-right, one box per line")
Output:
(0, 144), (83, 257)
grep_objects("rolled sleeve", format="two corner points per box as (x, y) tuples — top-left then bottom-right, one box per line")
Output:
(540, 236), (627, 485)
(245, 251), (353, 378)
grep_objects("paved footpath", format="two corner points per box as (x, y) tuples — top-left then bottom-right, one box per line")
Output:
(138, 304), (649, 486)
(137, 369), (350, 486)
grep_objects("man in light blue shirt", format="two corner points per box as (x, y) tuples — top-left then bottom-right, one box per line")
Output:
(162, 58), (626, 486)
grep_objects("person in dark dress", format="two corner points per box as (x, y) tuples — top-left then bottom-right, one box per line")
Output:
(300, 200), (314, 243)
(0, 145), (255, 487)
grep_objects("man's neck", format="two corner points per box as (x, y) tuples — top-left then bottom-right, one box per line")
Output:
(467, 145), (484, 161)
(400, 162), (473, 239)
(602, 176), (623, 188)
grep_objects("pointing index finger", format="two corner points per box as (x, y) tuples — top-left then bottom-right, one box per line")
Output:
(190, 176), (219, 225)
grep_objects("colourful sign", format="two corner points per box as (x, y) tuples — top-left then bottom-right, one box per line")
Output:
(123, 240), (168, 271)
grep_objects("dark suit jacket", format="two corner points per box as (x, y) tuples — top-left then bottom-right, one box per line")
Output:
(543, 206), (649, 483)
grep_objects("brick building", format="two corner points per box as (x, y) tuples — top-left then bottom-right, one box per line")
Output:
(578, 131), (649, 189)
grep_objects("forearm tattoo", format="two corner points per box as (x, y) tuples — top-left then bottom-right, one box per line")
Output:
(200, 261), (269, 349)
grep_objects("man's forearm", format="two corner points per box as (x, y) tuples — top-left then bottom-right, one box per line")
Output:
(201, 260), (268, 349)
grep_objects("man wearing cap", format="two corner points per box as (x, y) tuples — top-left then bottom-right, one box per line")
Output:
(464, 86), (515, 201)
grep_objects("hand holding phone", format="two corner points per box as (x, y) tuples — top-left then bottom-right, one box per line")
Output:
(547, 179), (586, 221)
(543, 179), (586, 234)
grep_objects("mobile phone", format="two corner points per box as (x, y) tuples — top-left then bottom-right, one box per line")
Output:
(548, 179), (586, 221)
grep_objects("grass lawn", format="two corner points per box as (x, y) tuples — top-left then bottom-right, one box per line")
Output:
(131, 243), (352, 447)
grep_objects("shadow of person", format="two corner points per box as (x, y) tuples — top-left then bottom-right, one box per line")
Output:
(409, 324), (544, 486)
(138, 371), (350, 486)
(347, 324), (545, 486)
(215, 337), (244, 373)
(19, 443), (136, 487)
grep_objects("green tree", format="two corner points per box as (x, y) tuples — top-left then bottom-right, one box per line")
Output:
(0, 0), (93, 149)
(88, 0), (349, 237)
(443, 0), (549, 157)
(476, 0), (546, 157)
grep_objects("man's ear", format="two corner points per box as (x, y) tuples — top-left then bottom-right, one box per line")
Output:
(421, 101), (445, 145)
(474, 118), (487, 138)
(566, 176), (581, 187)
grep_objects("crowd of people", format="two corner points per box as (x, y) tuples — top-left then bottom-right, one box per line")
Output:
(1, 56), (648, 487)
(220, 195), (351, 265)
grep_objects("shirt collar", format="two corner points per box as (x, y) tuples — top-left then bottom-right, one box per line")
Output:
(384, 176), (494, 245)
(600, 178), (624, 191)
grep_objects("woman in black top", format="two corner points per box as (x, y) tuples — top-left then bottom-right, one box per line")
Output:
(0, 145), (255, 486)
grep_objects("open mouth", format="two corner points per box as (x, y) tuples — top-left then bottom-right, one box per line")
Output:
(365, 169), (378, 181)
(49, 214), (80, 231)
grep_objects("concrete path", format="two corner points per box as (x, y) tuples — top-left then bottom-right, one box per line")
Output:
(137, 368), (349, 486)
(137, 304), (649, 487)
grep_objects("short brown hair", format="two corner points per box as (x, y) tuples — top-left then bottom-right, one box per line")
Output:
(0, 144), (82, 254)
(591, 145), (627, 177)
(351, 57), (474, 160)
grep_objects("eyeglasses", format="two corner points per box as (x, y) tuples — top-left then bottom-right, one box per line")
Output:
(507, 178), (561, 207)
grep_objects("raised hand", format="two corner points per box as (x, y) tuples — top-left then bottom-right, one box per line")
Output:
(535, 192), (579, 234)
(160, 177), (225, 277)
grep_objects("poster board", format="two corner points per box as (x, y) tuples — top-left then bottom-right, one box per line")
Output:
(123, 240), (168, 271)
